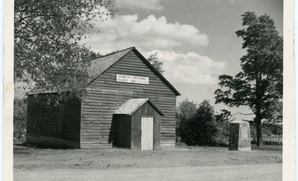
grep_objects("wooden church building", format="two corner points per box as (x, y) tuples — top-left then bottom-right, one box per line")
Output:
(26, 47), (180, 149)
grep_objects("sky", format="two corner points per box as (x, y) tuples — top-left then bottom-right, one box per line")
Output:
(80, 0), (283, 120)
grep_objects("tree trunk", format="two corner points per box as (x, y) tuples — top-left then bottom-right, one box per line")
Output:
(255, 114), (262, 147)
(255, 70), (263, 147)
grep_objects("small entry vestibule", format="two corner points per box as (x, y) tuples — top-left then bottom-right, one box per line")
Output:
(114, 98), (163, 150)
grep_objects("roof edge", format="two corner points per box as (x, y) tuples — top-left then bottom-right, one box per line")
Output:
(96, 46), (135, 59)
(114, 98), (164, 116)
(87, 47), (135, 85)
(131, 48), (181, 96)
(146, 98), (164, 116)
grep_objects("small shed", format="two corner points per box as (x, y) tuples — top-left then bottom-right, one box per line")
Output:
(114, 98), (163, 150)
(26, 47), (180, 149)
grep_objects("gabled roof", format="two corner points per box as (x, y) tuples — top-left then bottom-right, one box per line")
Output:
(114, 98), (164, 116)
(87, 47), (134, 83)
(88, 47), (180, 96)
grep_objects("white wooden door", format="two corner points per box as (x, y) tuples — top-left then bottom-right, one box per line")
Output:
(141, 117), (153, 150)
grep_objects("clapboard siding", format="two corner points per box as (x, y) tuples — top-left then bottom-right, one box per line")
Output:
(81, 50), (177, 149)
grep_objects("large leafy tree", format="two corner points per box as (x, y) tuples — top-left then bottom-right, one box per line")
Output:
(214, 12), (283, 147)
(14, 0), (114, 98)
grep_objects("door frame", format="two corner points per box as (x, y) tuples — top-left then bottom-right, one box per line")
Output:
(141, 116), (154, 150)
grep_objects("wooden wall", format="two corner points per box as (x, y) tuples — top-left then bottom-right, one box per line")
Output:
(27, 95), (58, 139)
(27, 95), (41, 137)
(115, 102), (161, 150)
(61, 98), (81, 142)
(115, 114), (131, 148)
(131, 102), (161, 150)
(26, 94), (81, 148)
(81, 50), (176, 149)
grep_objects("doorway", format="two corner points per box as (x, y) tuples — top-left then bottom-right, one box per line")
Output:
(141, 117), (153, 150)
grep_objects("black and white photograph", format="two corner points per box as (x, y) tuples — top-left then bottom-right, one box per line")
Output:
(5, 0), (295, 180)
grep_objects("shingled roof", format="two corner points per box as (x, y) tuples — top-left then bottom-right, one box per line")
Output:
(114, 98), (164, 116)
(87, 47), (133, 83)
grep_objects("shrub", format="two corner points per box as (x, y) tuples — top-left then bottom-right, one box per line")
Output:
(14, 98), (27, 143)
(263, 141), (283, 146)
(179, 100), (218, 146)
(214, 121), (230, 146)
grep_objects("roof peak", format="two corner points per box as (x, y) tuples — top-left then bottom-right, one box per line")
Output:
(114, 98), (164, 116)
(97, 47), (135, 59)
(88, 47), (180, 96)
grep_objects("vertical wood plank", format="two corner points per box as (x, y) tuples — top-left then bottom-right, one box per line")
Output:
(57, 103), (65, 137)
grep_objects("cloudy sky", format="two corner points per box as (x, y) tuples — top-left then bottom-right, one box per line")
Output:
(81, 0), (283, 119)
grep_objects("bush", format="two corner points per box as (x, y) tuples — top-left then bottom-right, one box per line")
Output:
(214, 122), (230, 146)
(263, 141), (283, 146)
(179, 100), (218, 146)
(176, 100), (235, 147)
(14, 98), (27, 143)
(250, 124), (283, 144)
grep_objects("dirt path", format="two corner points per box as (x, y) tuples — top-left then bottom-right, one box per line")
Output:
(14, 145), (282, 180)
(14, 164), (281, 181)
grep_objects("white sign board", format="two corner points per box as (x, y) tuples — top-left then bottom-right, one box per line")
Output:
(116, 74), (149, 84)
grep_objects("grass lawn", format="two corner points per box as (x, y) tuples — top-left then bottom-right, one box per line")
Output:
(14, 143), (282, 171)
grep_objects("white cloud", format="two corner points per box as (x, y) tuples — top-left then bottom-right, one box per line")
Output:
(115, 0), (164, 10)
(82, 14), (209, 54)
(80, 12), (223, 85)
(142, 50), (226, 85)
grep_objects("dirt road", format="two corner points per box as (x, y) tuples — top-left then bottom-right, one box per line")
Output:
(14, 164), (281, 181)
(14, 145), (282, 181)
